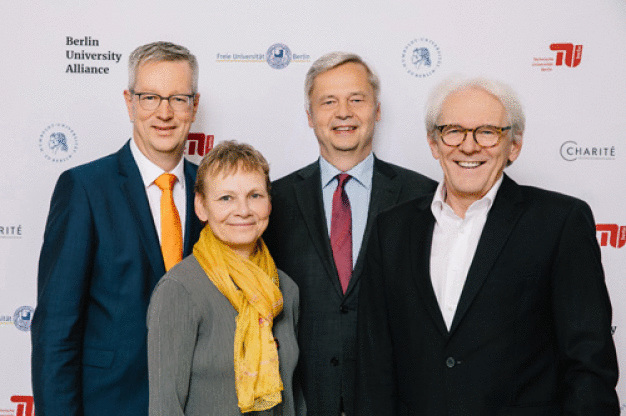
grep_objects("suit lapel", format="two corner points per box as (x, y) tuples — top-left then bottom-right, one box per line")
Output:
(117, 141), (166, 283)
(293, 162), (344, 296)
(410, 200), (450, 337)
(347, 158), (402, 294)
(448, 175), (525, 335)
(183, 160), (201, 256)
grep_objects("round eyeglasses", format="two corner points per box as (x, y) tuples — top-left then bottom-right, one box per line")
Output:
(435, 125), (511, 148)
(131, 92), (195, 112)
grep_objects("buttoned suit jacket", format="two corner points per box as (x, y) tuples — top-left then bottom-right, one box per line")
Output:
(31, 141), (203, 416)
(263, 156), (437, 416)
(356, 174), (619, 416)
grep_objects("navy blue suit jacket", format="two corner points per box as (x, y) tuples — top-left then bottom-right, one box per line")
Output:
(31, 141), (202, 416)
(356, 175), (619, 415)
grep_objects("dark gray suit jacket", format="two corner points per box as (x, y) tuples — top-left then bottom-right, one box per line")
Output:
(264, 156), (436, 416)
(356, 174), (619, 416)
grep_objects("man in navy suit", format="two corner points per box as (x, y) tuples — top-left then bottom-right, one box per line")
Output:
(356, 77), (619, 415)
(264, 52), (436, 416)
(31, 41), (203, 416)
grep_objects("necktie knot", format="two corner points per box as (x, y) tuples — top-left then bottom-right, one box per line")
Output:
(336, 173), (351, 190)
(155, 173), (177, 191)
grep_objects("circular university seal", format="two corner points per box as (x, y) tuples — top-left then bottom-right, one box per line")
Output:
(402, 38), (442, 78)
(13, 305), (35, 332)
(266, 43), (292, 69)
(39, 123), (78, 163)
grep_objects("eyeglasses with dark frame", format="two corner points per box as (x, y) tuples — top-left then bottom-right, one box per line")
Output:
(131, 91), (196, 112)
(435, 125), (512, 148)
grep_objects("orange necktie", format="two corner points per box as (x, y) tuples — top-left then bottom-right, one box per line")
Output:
(155, 173), (182, 271)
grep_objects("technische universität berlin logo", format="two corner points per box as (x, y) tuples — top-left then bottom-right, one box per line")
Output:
(402, 38), (441, 78)
(39, 123), (78, 162)
(266, 43), (292, 69)
(13, 306), (34, 332)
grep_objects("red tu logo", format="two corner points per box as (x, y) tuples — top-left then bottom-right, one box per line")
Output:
(10, 395), (34, 416)
(596, 224), (626, 248)
(549, 43), (583, 67)
(185, 133), (214, 157)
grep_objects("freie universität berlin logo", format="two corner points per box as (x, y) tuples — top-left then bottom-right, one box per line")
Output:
(13, 305), (34, 332)
(266, 43), (292, 69)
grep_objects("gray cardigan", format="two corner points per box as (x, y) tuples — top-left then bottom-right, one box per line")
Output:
(147, 254), (304, 416)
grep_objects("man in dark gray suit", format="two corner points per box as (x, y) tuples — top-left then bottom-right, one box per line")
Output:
(263, 52), (436, 416)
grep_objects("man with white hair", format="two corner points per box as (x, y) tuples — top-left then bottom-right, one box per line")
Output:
(356, 77), (619, 415)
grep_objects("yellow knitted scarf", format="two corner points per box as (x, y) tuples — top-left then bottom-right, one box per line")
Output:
(193, 225), (284, 413)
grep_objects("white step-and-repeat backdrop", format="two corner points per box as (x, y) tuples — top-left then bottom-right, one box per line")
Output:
(1, 1), (625, 414)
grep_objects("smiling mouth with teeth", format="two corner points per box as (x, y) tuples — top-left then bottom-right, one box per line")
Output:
(457, 161), (484, 168)
(333, 126), (357, 131)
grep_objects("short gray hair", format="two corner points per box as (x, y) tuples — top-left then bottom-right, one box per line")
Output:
(128, 41), (199, 93)
(304, 52), (380, 111)
(424, 77), (525, 141)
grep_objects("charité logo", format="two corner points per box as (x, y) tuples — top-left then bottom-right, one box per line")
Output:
(532, 43), (583, 72)
(596, 224), (626, 249)
(560, 141), (616, 162)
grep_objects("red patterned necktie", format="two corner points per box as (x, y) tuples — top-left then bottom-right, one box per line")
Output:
(155, 173), (183, 271)
(331, 174), (352, 293)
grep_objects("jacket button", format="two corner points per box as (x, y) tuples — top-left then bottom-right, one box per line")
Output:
(330, 357), (339, 366)
(445, 357), (456, 368)
(339, 305), (348, 314)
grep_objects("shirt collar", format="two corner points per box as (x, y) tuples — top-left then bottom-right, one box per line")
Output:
(319, 152), (374, 190)
(130, 138), (186, 189)
(431, 174), (504, 221)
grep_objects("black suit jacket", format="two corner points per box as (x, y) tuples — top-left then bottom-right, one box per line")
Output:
(31, 141), (203, 416)
(356, 174), (619, 416)
(264, 156), (436, 416)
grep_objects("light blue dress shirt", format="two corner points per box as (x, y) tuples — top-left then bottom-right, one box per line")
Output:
(319, 153), (374, 268)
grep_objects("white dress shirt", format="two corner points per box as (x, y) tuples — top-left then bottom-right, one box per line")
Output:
(429, 176), (503, 329)
(130, 139), (187, 244)
(320, 153), (374, 268)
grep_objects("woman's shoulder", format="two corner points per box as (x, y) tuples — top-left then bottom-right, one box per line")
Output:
(153, 255), (215, 299)
(277, 268), (299, 299)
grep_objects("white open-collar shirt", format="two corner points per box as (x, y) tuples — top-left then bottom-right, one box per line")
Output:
(429, 175), (503, 329)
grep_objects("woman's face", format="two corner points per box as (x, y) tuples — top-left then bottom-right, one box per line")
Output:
(195, 167), (271, 258)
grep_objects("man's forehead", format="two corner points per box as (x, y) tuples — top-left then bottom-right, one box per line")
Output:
(439, 88), (506, 121)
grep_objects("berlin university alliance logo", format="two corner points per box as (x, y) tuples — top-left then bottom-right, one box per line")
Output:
(0, 306), (34, 332)
(185, 133), (214, 157)
(560, 141), (616, 162)
(402, 38), (441, 78)
(216, 43), (310, 70)
(39, 123), (78, 163)
(65, 35), (122, 74)
(532, 43), (582, 72)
